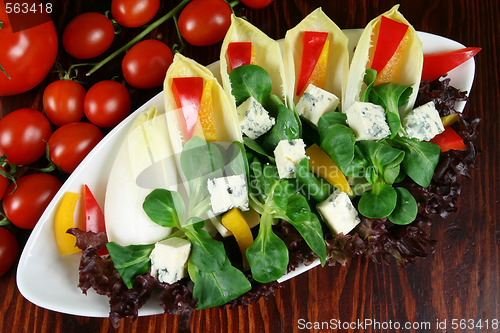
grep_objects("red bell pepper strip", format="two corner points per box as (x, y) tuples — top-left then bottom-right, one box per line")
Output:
(296, 31), (329, 96)
(227, 42), (253, 71)
(370, 16), (409, 75)
(430, 126), (466, 152)
(171, 77), (204, 140)
(83, 184), (108, 255)
(422, 47), (481, 82)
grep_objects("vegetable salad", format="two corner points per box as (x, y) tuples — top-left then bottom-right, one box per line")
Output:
(55, 5), (479, 328)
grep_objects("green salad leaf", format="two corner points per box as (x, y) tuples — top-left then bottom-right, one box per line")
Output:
(370, 82), (412, 137)
(142, 189), (185, 228)
(284, 194), (327, 265)
(388, 187), (418, 225)
(229, 64), (272, 106)
(260, 94), (300, 152)
(192, 258), (253, 310)
(357, 140), (405, 185)
(246, 158), (326, 283)
(246, 211), (289, 283)
(295, 157), (330, 202)
(357, 183), (397, 218)
(319, 124), (356, 173)
(391, 136), (441, 187)
(106, 242), (155, 289)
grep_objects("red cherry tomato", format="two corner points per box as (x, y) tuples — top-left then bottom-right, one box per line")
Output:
(122, 40), (173, 89)
(62, 12), (115, 59)
(3, 173), (62, 230)
(0, 166), (8, 200)
(240, 0), (274, 9)
(43, 80), (86, 126)
(84, 80), (131, 128)
(178, 0), (232, 47)
(0, 108), (52, 165)
(111, 0), (160, 28)
(0, 227), (18, 277)
(48, 122), (103, 174)
(0, 1), (58, 96)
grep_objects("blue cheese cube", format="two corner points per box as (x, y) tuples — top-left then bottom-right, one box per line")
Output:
(346, 102), (391, 141)
(207, 174), (249, 215)
(236, 97), (275, 139)
(317, 190), (361, 235)
(150, 237), (191, 284)
(273, 139), (306, 179)
(403, 101), (444, 141)
(296, 84), (340, 126)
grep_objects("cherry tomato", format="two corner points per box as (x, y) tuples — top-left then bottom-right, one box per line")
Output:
(0, 1), (58, 96)
(62, 12), (115, 59)
(178, 0), (232, 47)
(122, 40), (173, 89)
(48, 122), (103, 174)
(3, 173), (62, 230)
(84, 80), (131, 128)
(0, 166), (8, 200)
(111, 0), (160, 28)
(240, 0), (274, 8)
(43, 80), (86, 126)
(0, 108), (52, 165)
(0, 227), (18, 277)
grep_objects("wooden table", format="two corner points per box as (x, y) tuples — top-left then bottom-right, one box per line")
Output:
(1, 0), (498, 332)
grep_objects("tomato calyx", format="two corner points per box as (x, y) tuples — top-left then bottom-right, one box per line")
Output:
(50, 62), (90, 83)
(0, 211), (10, 226)
(33, 142), (60, 174)
(104, 10), (122, 35)
(0, 155), (17, 195)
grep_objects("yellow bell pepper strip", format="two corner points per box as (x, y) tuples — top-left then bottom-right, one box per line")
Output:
(197, 79), (218, 141)
(54, 192), (81, 255)
(441, 113), (460, 127)
(221, 208), (254, 268)
(305, 143), (353, 196)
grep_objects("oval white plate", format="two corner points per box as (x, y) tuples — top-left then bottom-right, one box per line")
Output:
(17, 30), (476, 318)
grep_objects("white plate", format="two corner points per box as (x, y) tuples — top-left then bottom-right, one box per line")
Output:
(17, 30), (476, 318)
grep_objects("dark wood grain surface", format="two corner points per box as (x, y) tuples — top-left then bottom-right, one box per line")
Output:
(1, 0), (498, 332)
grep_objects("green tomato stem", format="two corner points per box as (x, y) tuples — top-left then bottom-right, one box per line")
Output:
(86, 0), (192, 77)
(171, 16), (185, 54)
